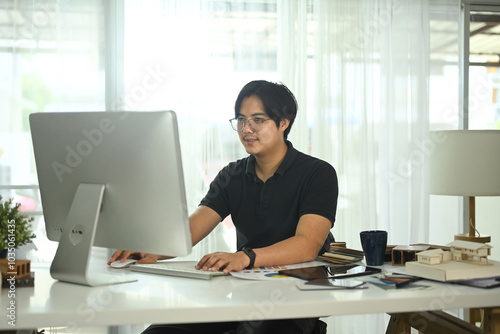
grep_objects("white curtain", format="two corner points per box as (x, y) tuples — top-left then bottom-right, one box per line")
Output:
(0, 0), (106, 262)
(277, 1), (432, 332)
(0, 0), (441, 261)
(120, 3), (434, 331)
(120, 0), (433, 259)
(290, 0), (431, 249)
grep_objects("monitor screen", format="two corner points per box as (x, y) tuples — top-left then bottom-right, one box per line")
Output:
(30, 111), (192, 286)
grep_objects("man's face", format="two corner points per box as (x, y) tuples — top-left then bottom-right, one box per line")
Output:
(237, 95), (288, 157)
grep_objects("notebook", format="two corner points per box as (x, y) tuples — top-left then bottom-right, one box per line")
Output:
(129, 261), (229, 280)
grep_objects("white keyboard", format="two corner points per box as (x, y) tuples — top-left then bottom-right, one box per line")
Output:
(129, 261), (228, 280)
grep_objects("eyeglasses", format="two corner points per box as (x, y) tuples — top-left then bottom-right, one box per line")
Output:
(229, 117), (272, 132)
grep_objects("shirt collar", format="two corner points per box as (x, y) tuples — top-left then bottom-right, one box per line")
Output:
(246, 140), (297, 177)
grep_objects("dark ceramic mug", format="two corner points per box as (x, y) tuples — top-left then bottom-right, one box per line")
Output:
(360, 230), (388, 266)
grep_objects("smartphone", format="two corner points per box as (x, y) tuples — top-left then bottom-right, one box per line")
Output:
(308, 278), (366, 287)
(279, 264), (381, 280)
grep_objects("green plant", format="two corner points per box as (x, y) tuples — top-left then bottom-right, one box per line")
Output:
(0, 195), (36, 251)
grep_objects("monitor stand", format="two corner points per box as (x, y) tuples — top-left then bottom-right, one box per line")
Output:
(50, 183), (137, 286)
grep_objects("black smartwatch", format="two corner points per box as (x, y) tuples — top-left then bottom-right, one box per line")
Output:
(242, 247), (256, 269)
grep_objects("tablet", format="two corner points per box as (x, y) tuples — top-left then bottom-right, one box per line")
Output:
(298, 279), (367, 290)
(278, 264), (381, 280)
(453, 276), (500, 289)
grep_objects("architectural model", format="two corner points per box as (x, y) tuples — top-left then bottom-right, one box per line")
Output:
(417, 240), (492, 265)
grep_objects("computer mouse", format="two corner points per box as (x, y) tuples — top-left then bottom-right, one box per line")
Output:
(109, 258), (138, 268)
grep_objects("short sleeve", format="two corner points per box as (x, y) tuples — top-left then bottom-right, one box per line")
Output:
(299, 162), (338, 227)
(199, 161), (245, 221)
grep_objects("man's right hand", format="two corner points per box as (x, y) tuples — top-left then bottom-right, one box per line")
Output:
(107, 250), (161, 265)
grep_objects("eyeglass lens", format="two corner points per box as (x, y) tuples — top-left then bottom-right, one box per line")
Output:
(232, 118), (264, 132)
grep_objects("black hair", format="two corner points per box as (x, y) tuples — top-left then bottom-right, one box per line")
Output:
(234, 80), (297, 139)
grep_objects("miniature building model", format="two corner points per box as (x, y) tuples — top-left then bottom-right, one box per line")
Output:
(0, 259), (31, 279)
(447, 240), (492, 264)
(414, 240), (493, 269)
(417, 249), (452, 265)
(391, 245), (429, 266)
(0, 259), (35, 288)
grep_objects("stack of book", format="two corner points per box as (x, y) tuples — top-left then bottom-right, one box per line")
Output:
(318, 242), (364, 265)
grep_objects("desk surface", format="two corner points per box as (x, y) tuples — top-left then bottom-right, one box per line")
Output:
(2, 262), (500, 330)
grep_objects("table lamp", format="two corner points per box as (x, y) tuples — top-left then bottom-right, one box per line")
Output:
(428, 130), (500, 243)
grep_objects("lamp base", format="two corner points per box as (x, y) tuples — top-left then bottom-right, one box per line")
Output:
(454, 233), (491, 243)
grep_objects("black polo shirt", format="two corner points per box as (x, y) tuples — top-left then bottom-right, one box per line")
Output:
(199, 141), (338, 254)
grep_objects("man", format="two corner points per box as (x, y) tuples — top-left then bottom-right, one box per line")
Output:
(110, 80), (338, 333)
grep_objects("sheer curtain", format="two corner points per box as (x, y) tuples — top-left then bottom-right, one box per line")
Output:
(279, 1), (432, 332)
(0, 0), (105, 262)
(121, 0), (432, 258)
(120, 2), (434, 331)
(120, 0), (282, 259)
(0, 0), (437, 264)
(279, 0), (431, 250)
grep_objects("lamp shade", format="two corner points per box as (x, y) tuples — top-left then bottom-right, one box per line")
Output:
(428, 130), (500, 196)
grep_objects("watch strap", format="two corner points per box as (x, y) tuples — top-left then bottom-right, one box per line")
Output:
(242, 247), (256, 269)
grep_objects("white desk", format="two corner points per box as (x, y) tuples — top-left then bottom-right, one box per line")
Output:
(1, 262), (499, 330)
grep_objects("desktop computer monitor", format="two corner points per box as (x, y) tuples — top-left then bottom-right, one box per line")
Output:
(29, 111), (192, 286)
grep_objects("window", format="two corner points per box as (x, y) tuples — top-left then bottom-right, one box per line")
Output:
(0, 1), (105, 260)
(428, 1), (500, 258)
